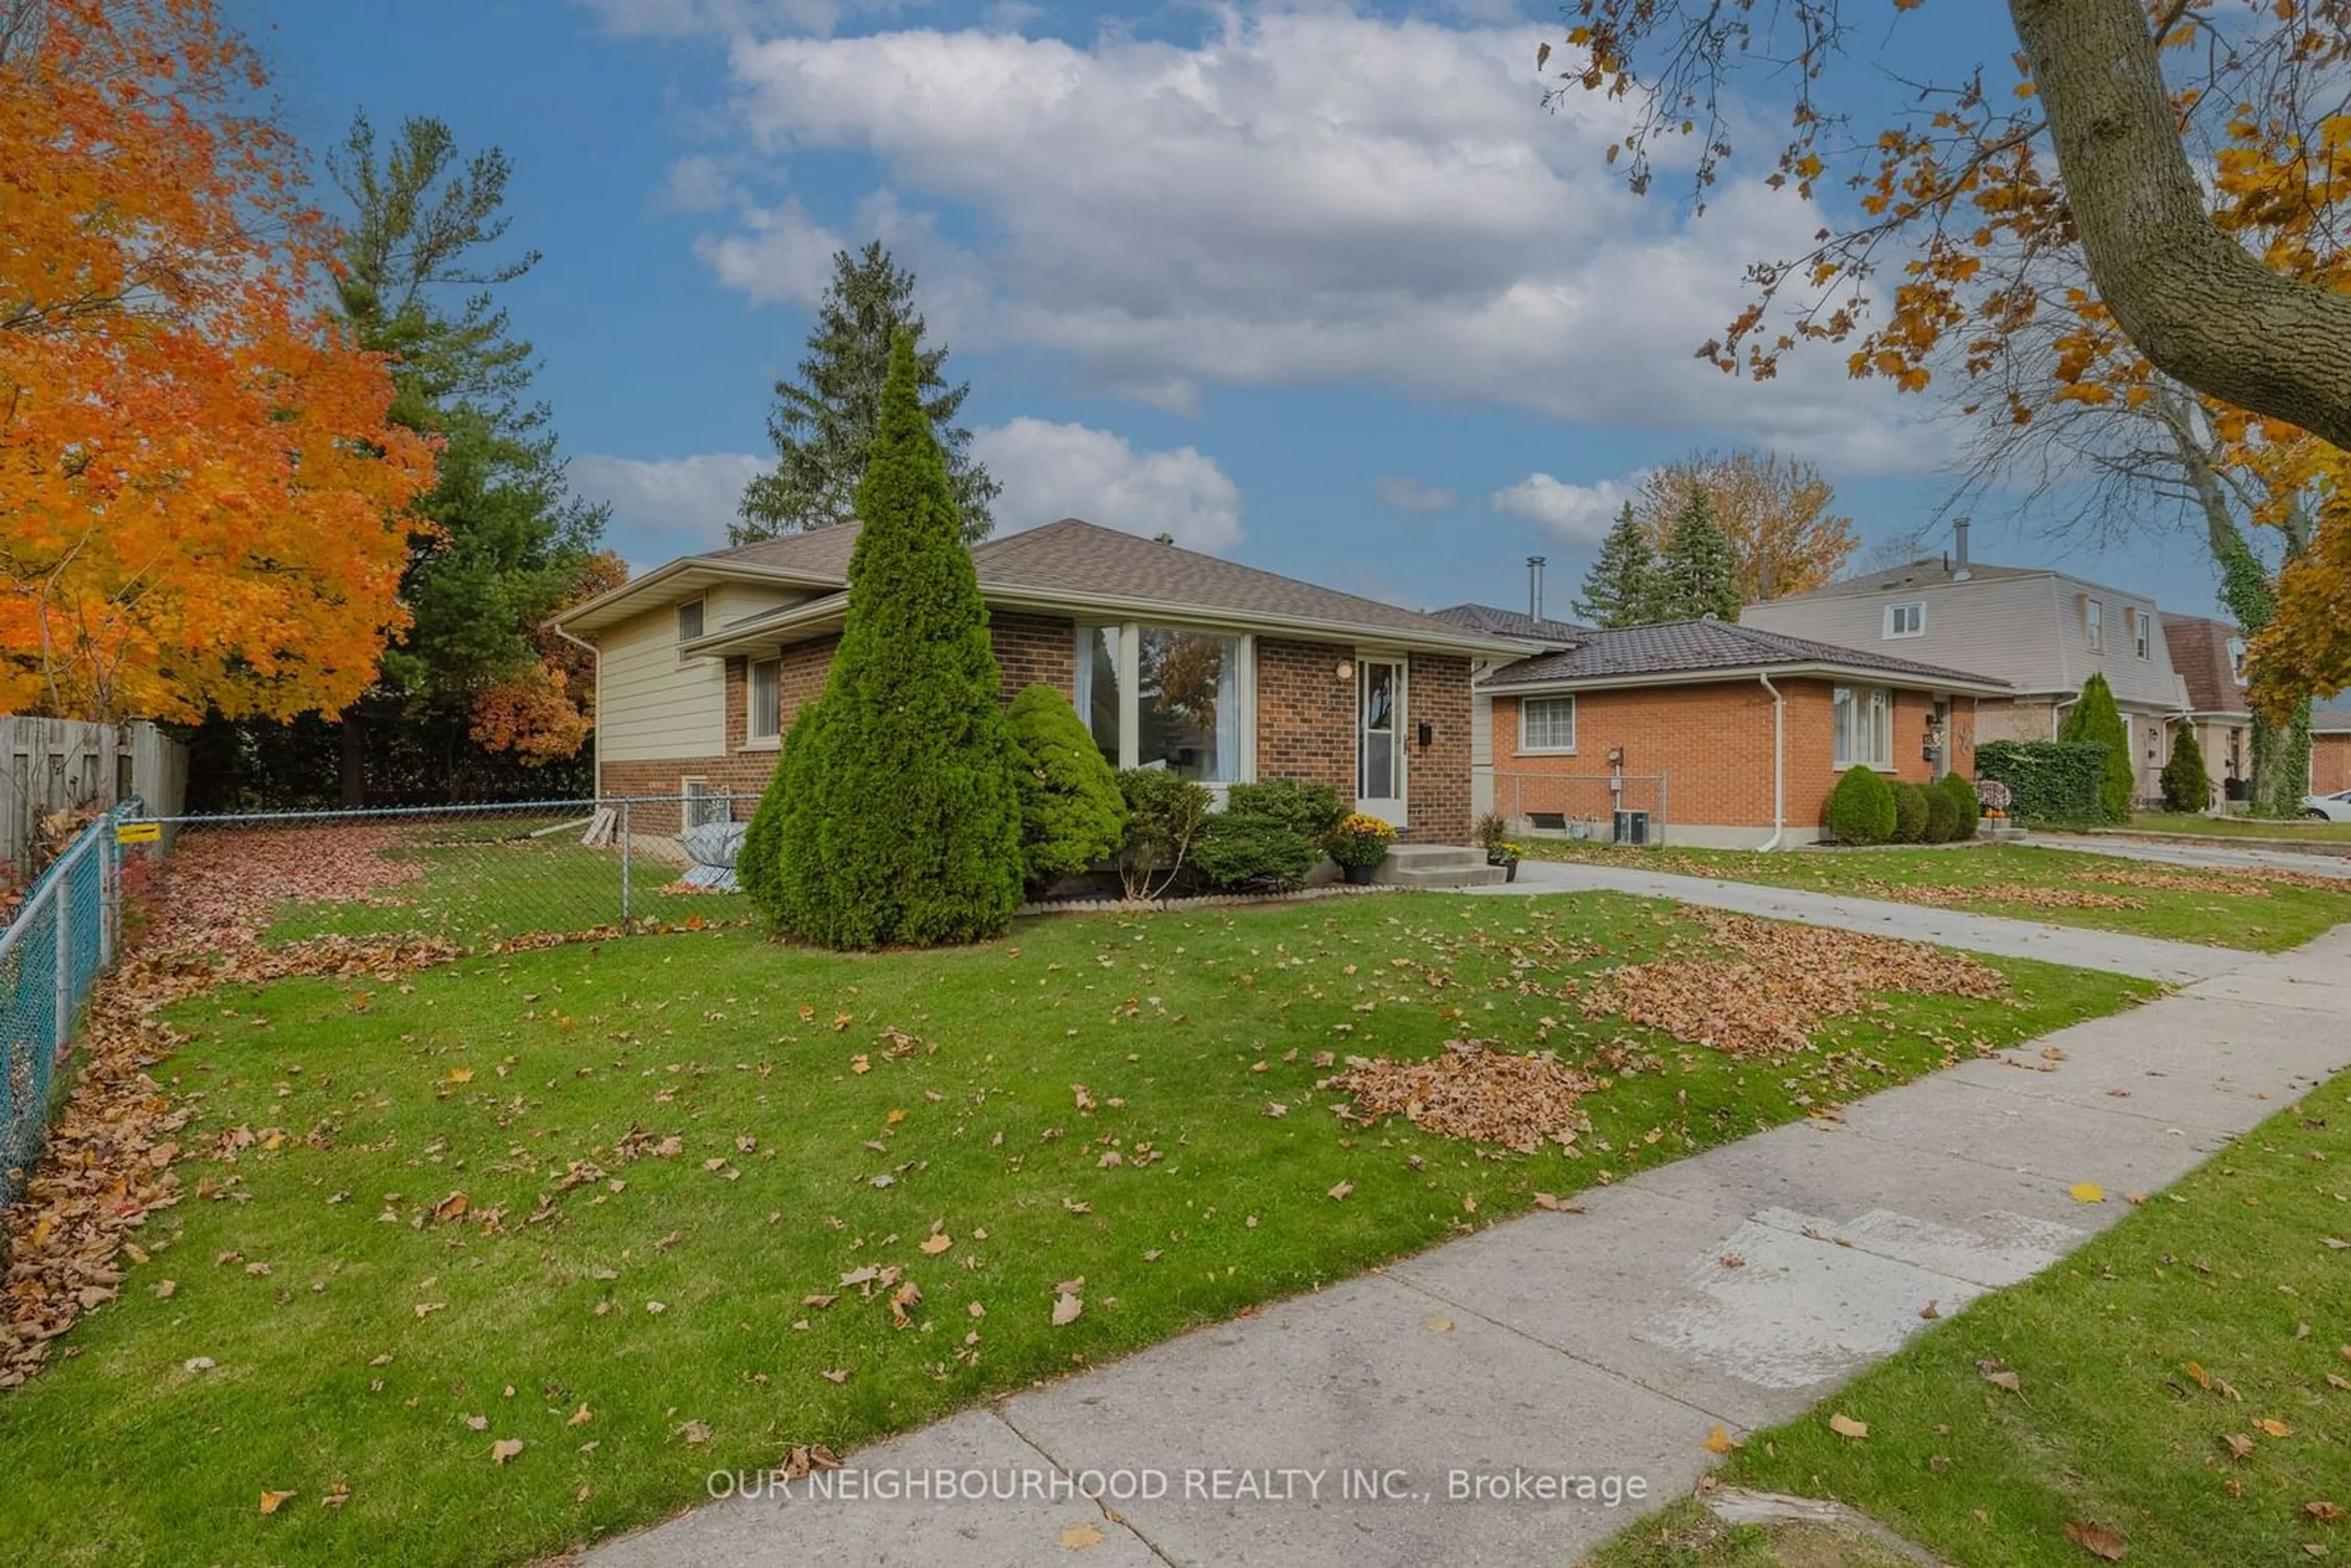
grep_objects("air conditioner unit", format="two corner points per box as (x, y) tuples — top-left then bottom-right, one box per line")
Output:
(1612, 809), (1649, 846)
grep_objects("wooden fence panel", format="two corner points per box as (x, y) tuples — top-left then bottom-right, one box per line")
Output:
(0, 718), (187, 882)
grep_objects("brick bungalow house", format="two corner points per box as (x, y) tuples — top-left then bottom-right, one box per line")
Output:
(1471, 618), (2011, 847)
(551, 519), (1532, 841)
(2315, 704), (2351, 797)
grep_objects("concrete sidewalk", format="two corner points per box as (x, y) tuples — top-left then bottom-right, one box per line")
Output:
(586, 932), (2351, 1568)
(2027, 831), (2351, 879)
(1463, 857), (2240, 982)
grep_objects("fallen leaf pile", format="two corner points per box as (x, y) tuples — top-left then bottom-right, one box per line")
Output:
(1865, 880), (2147, 912)
(1579, 912), (2008, 1057)
(1331, 1038), (1600, 1153)
(2078, 868), (2276, 898)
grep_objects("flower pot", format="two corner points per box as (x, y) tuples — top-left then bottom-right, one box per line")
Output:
(1343, 862), (1376, 885)
(1503, 860), (1519, 883)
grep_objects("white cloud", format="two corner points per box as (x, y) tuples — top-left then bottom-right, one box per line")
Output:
(1377, 476), (1457, 513)
(971, 418), (1243, 551)
(1490, 471), (1644, 542)
(688, 10), (1938, 472)
(569, 451), (768, 563)
(661, 154), (745, 213)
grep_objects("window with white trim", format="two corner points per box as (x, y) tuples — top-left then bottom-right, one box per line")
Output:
(1072, 623), (1253, 784)
(1518, 696), (1577, 753)
(2227, 637), (2248, 684)
(2084, 597), (2103, 651)
(2131, 607), (2151, 659)
(1832, 685), (1894, 768)
(748, 657), (781, 743)
(677, 599), (705, 644)
(1882, 601), (1925, 639)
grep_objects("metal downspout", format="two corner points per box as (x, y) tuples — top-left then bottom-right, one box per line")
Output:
(1758, 671), (1785, 852)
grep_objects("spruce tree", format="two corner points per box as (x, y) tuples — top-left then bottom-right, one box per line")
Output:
(752, 332), (1024, 948)
(2060, 672), (2137, 822)
(1655, 489), (1742, 621)
(2161, 726), (2211, 812)
(1574, 503), (1662, 627)
(737, 242), (999, 543)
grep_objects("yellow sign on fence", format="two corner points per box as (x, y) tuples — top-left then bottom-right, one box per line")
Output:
(114, 821), (160, 844)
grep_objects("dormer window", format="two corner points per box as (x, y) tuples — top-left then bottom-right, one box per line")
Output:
(2084, 597), (2103, 651)
(2227, 637), (2248, 684)
(2131, 607), (2151, 659)
(1882, 601), (1925, 639)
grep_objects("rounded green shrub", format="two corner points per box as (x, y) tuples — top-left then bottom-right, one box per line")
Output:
(1225, 778), (1348, 840)
(1938, 770), (1981, 839)
(1006, 683), (1126, 893)
(1888, 781), (1929, 844)
(1190, 813), (1319, 891)
(1921, 784), (1960, 843)
(1116, 769), (1213, 899)
(1826, 765), (1897, 846)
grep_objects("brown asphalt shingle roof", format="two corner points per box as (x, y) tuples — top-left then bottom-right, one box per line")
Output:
(700, 519), (1513, 648)
(2161, 613), (2249, 716)
(1428, 604), (1589, 643)
(1480, 618), (2008, 689)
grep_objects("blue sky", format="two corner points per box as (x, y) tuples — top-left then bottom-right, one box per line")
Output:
(239, 0), (2237, 622)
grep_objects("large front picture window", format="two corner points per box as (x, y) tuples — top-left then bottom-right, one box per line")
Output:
(1832, 685), (1893, 768)
(1073, 623), (1250, 784)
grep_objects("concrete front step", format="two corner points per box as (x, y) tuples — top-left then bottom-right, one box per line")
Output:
(1374, 843), (1507, 888)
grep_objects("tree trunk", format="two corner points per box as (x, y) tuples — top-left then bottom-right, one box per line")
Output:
(339, 707), (368, 807)
(2012, 0), (2351, 450)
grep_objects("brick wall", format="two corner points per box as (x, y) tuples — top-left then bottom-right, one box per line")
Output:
(1255, 637), (1356, 800)
(1492, 677), (1946, 843)
(992, 612), (1077, 701)
(1406, 653), (1472, 841)
(598, 620), (1069, 831)
(2314, 733), (2351, 795)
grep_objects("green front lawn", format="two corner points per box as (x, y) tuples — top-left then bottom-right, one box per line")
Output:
(1522, 839), (2351, 950)
(0, 894), (2148, 1567)
(2122, 812), (2351, 843)
(1592, 1067), (2351, 1568)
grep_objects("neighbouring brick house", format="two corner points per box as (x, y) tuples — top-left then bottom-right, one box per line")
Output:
(553, 519), (1529, 842)
(2315, 705), (2351, 797)
(2161, 613), (2251, 805)
(1469, 618), (2011, 848)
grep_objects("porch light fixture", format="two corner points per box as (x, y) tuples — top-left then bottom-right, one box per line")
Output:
(1416, 719), (1433, 751)
(1335, 659), (1354, 682)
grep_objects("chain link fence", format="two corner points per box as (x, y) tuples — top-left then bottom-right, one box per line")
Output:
(126, 795), (756, 948)
(2, 805), (124, 1205)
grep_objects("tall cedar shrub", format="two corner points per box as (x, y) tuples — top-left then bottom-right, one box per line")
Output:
(752, 331), (1024, 948)
(2059, 672), (2137, 822)
(1889, 781), (1929, 843)
(1826, 764), (1897, 844)
(1005, 683), (1127, 892)
(2161, 727), (2210, 812)
(1939, 770), (1982, 838)
(1921, 784), (1960, 842)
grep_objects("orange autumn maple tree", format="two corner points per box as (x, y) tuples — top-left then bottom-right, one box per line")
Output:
(0, 0), (431, 724)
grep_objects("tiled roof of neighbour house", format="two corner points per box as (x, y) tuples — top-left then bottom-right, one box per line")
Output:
(1767, 556), (2052, 598)
(1427, 604), (1589, 644)
(2162, 613), (2251, 716)
(677, 519), (1531, 656)
(1480, 617), (2011, 691)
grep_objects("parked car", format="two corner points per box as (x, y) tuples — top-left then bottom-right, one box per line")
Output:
(2303, 790), (2351, 822)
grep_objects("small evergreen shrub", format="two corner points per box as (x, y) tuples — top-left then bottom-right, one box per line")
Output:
(2059, 672), (2136, 822)
(1888, 782), (1929, 844)
(1190, 813), (1321, 891)
(1974, 740), (2107, 827)
(1005, 684), (1127, 893)
(1116, 770), (1212, 899)
(1224, 778), (1348, 841)
(1826, 765), (1897, 845)
(2161, 727), (2211, 812)
(1939, 770), (1981, 839)
(1921, 785), (1960, 843)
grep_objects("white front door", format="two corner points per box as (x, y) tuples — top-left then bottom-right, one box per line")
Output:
(1357, 656), (1407, 827)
